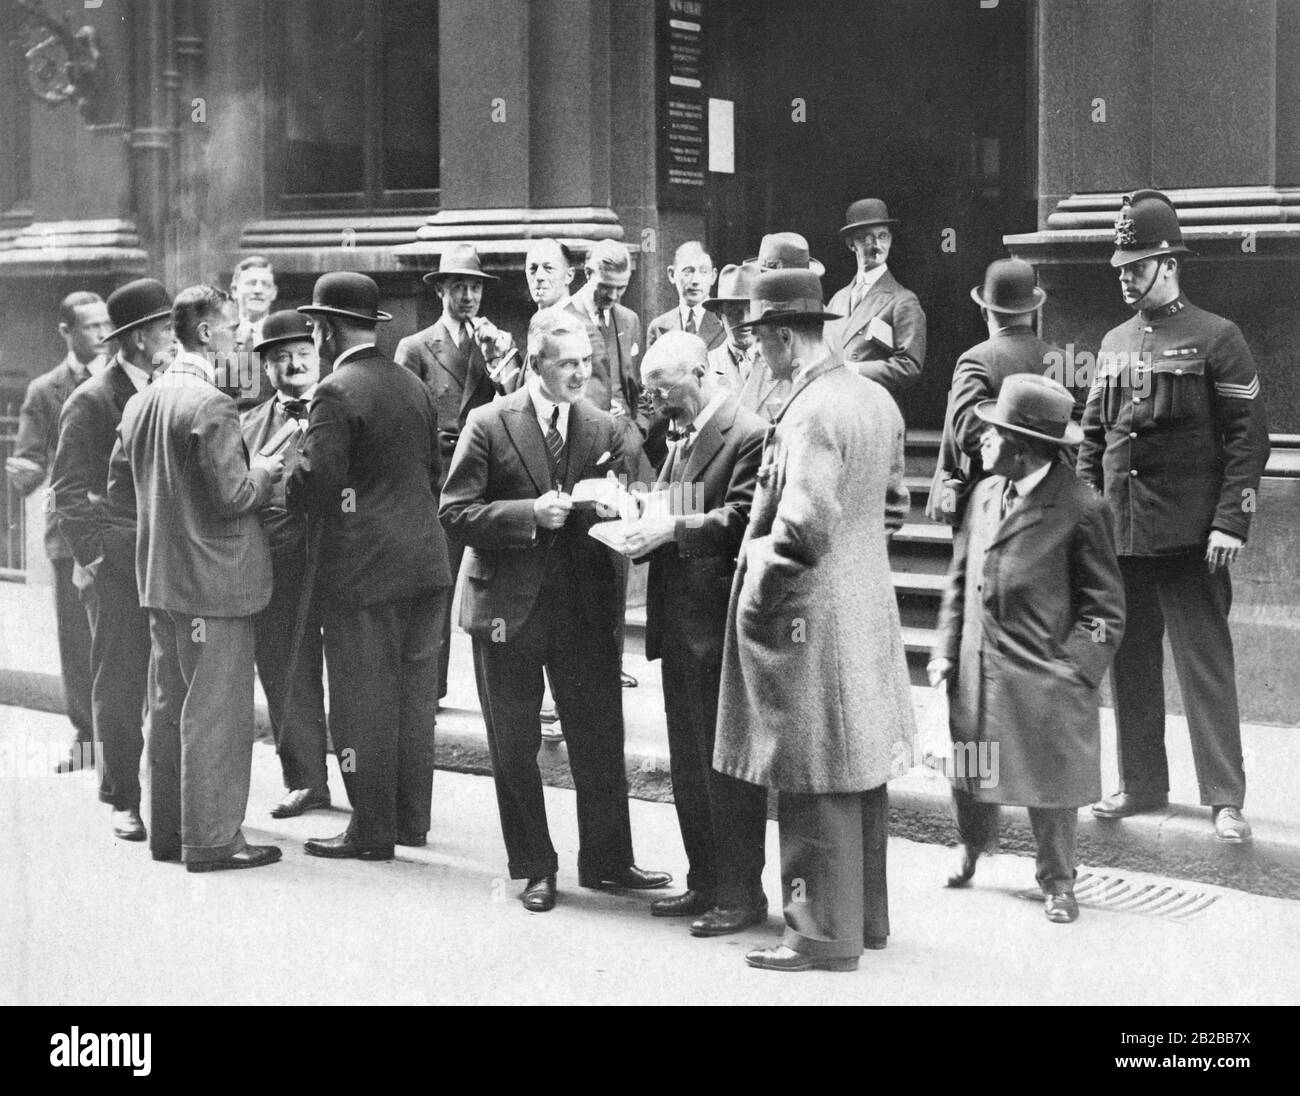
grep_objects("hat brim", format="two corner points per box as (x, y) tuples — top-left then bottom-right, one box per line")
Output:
(701, 295), (747, 312)
(737, 308), (842, 329)
(839, 218), (898, 237)
(969, 284), (1047, 313)
(973, 398), (1083, 447)
(1109, 243), (1193, 268)
(100, 306), (172, 344)
(297, 305), (393, 323)
(253, 332), (316, 354)
(422, 268), (498, 285)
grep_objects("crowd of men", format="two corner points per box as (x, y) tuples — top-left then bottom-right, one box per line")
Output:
(6, 189), (1270, 972)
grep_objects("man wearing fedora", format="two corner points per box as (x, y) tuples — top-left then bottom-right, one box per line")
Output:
(8, 291), (110, 775)
(288, 272), (453, 860)
(826, 198), (927, 402)
(646, 241), (726, 353)
(612, 330), (769, 928)
(714, 269), (915, 972)
(930, 375), (1126, 924)
(396, 243), (515, 704)
(755, 232), (825, 278)
(240, 311), (331, 820)
(703, 261), (789, 422)
(1080, 190), (1271, 843)
(51, 278), (174, 842)
(927, 258), (1062, 524)
(111, 284), (283, 872)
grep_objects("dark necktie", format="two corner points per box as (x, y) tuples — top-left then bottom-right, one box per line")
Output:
(545, 405), (565, 484)
(684, 310), (697, 335)
(282, 399), (308, 421)
(1000, 481), (1019, 521)
(665, 423), (696, 444)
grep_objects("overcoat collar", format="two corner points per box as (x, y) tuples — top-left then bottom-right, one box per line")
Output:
(984, 458), (1071, 550)
(773, 353), (842, 424)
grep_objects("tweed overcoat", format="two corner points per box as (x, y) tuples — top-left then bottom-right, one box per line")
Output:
(714, 356), (915, 793)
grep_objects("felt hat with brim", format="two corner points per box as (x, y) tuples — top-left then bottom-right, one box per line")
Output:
(974, 373), (1083, 447)
(102, 278), (173, 342)
(254, 310), (315, 353)
(737, 269), (841, 328)
(1110, 189), (1193, 267)
(422, 243), (498, 286)
(703, 261), (761, 310)
(756, 233), (825, 278)
(298, 271), (392, 323)
(970, 258), (1046, 313)
(839, 198), (899, 237)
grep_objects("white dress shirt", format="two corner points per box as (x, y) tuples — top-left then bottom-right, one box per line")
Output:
(526, 374), (571, 442)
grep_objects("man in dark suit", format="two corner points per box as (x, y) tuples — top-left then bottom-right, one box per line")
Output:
(112, 284), (282, 872)
(51, 279), (172, 842)
(289, 272), (453, 860)
(440, 307), (672, 912)
(826, 199), (927, 401)
(930, 375), (1126, 923)
(8, 291), (109, 773)
(703, 262), (789, 423)
(396, 244), (516, 704)
(239, 311), (331, 819)
(646, 241), (726, 353)
(613, 331), (769, 928)
(927, 258), (1061, 524)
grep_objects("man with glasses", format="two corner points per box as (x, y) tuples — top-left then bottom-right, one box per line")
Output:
(826, 199), (927, 402)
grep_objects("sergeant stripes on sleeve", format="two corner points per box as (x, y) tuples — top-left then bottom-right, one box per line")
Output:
(1214, 376), (1260, 399)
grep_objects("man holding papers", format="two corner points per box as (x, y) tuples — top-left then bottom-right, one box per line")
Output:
(615, 331), (770, 932)
(440, 308), (672, 913)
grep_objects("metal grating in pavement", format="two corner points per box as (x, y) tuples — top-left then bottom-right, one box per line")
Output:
(1017, 872), (1220, 923)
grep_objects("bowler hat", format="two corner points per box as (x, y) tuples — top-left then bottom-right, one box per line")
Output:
(756, 233), (825, 278)
(974, 373), (1083, 447)
(737, 269), (842, 328)
(422, 243), (498, 286)
(970, 258), (1046, 314)
(298, 272), (392, 324)
(839, 198), (898, 238)
(1110, 189), (1192, 267)
(102, 278), (173, 342)
(253, 310), (315, 353)
(702, 261), (761, 310)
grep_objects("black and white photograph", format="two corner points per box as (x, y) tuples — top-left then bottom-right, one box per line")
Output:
(0, 0), (1295, 1053)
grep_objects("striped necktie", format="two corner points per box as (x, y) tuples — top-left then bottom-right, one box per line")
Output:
(684, 310), (697, 335)
(545, 405), (565, 484)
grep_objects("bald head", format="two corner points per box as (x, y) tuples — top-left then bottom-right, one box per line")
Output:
(642, 329), (713, 426)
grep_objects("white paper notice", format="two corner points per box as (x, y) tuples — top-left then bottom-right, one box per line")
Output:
(708, 98), (734, 174)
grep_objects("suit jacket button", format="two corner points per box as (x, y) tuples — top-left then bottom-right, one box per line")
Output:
(1130, 432), (1138, 439)
(1130, 469), (1138, 476)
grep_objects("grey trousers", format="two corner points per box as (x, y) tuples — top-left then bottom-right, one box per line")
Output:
(146, 610), (256, 864)
(951, 787), (1078, 894)
(778, 785), (890, 960)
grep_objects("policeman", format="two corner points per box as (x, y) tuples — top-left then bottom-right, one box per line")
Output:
(1078, 189), (1270, 842)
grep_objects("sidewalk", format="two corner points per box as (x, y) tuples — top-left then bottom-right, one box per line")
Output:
(3, 620), (1298, 899)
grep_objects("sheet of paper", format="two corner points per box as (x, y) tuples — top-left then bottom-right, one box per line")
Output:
(572, 476), (641, 520)
(587, 520), (633, 551)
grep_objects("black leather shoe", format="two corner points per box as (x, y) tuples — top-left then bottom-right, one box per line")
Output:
(186, 845), (282, 873)
(1045, 891), (1079, 923)
(269, 788), (331, 819)
(745, 945), (858, 972)
(946, 846), (978, 888)
(303, 832), (394, 861)
(1092, 791), (1168, 819)
(521, 875), (556, 912)
(690, 902), (768, 937)
(620, 671), (638, 688)
(111, 807), (146, 842)
(395, 830), (427, 848)
(650, 889), (711, 917)
(579, 865), (672, 890)
(54, 743), (95, 773)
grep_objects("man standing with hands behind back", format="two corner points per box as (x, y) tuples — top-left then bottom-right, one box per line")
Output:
(441, 308), (672, 913)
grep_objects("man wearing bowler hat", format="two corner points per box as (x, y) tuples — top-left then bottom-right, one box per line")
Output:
(703, 261), (789, 422)
(289, 272), (453, 860)
(927, 258), (1062, 524)
(826, 198), (927, 401)
(240, 311), (332, 819)
(1079, 190), (1270, 842)
(930, 375), (1125, 924)
(714, 268), (915, 971)
(396, 243), (516, 704)
(51, 278), (173, 843)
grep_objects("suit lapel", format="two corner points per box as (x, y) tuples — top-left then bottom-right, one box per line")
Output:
(460, 340), (489, 422)
(561, 400), (599, 493)
(773, 355), (841, 424)
(843, 271), (897, 342)
(502, 394), (554, 495)
(107, 361), (138, 412)
(681, 408), (727, 483)
(986, 462), (1067, 550)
